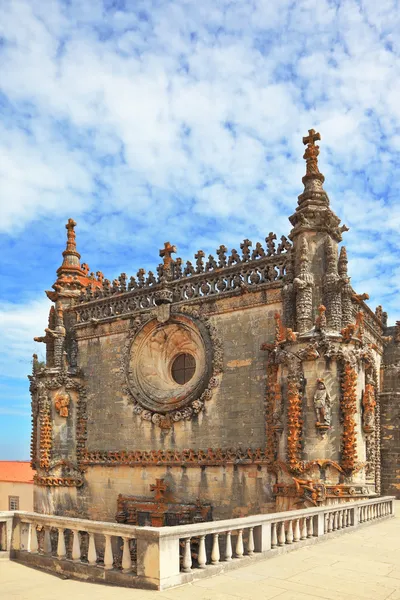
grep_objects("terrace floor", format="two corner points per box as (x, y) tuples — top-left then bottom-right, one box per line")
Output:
(2, 502), (400, 600)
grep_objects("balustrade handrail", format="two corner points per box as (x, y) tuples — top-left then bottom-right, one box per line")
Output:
(1, 495), (395, 541)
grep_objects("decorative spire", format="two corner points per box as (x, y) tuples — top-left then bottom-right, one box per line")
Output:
(47, 218), (103, 301)
(302, 129), (324, 184)
(57, 218), (82, 275)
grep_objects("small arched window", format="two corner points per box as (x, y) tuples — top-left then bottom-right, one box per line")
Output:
(171, 353), (196, 385)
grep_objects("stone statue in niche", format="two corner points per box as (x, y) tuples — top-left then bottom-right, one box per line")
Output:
(54, 392), (70, 418)
(313, 379), (331, 433)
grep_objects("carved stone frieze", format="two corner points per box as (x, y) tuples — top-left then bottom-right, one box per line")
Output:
(81, 446), (270, 467)
(274, 481), (372, 505)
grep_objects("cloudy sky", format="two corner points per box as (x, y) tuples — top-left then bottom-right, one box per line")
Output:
(1, 0), (400, 459)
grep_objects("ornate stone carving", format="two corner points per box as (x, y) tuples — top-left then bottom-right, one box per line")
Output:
(54, 392), (70, 417)
(121, 309), (223, 428)
(81, 446), (270, 467)
(340, 362), (358, 473)
(29, 368), (87, 478)
(338, 246), (353, 327)
(323, 237), (342, 331)
(294, 237), (313, 333)
(286, 371), (304, 473)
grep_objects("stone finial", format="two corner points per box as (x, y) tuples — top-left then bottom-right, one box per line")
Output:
(302, 128), (324, 181)
(338, 246), (348, 276)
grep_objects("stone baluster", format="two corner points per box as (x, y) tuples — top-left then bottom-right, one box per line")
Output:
(104, 534), (113, 570)
(235, 530), (244, 558)
(344, 509), (348, 527)
(277, 522), (285, 546)
(247, 527), (255, 556)
(286, 520), (294, 544)
(72, 530), (81, 562)
(333, 512), (338, 531)
(182, 538), (192, 572)
(225, 531), (232, 561)
(300, 518), (307, 540)
(198, 536), (207, 568)
(271, 523), (278, 549)
(88, 533), (97, 565)
(211, 533), (220, 564)
(28, 523), (38, 553)
(122, 537), (132, 573)
(338, 511), (343, 530)
(57, 528), (66, 559)
(307, 516), (314, 538)
(43, 528), (52, 554)
(328, 513), (333, 533)
(324, 514), (329, 533)
(293, 519), (300, 543)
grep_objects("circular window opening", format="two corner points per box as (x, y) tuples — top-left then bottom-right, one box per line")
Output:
(171, 353), (196, 385)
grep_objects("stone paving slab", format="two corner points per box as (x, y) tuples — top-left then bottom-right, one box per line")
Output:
(1, 503), (400, 600)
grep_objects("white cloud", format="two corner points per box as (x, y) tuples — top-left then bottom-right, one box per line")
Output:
(0, 299), (50, 379)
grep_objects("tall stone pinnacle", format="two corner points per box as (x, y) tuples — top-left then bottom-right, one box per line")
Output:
(46, 218), (101, 302)
(57, 218), (82, 275)
(289, 128), (347, 242)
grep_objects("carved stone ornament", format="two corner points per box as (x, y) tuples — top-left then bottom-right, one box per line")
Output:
(54, 391), (70, 417)
(122, 308), (223, 428)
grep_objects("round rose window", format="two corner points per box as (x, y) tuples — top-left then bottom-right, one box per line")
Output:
(126, 314), (212, 414)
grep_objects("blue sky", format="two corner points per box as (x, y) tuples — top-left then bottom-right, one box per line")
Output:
(1, 0), (400, 459)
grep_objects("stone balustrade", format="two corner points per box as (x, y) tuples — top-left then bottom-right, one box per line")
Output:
(0, 496), (395, 591)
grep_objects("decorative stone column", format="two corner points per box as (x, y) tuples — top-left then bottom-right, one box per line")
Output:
(294, 237), (314, 334)
(324, 237), (342, 331)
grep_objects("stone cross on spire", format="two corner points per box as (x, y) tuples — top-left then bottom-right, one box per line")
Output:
(160, 241), (177, 268)
(65, 218), (78, 253)
(302, 128), (323, 179)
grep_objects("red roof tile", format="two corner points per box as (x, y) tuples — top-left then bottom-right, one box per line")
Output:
(0, 461), (34, 483)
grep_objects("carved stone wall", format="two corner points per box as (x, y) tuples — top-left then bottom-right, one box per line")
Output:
(381, 327), (400, 498)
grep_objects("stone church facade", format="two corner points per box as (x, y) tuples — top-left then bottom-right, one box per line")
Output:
(29, 130), (400, 525)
